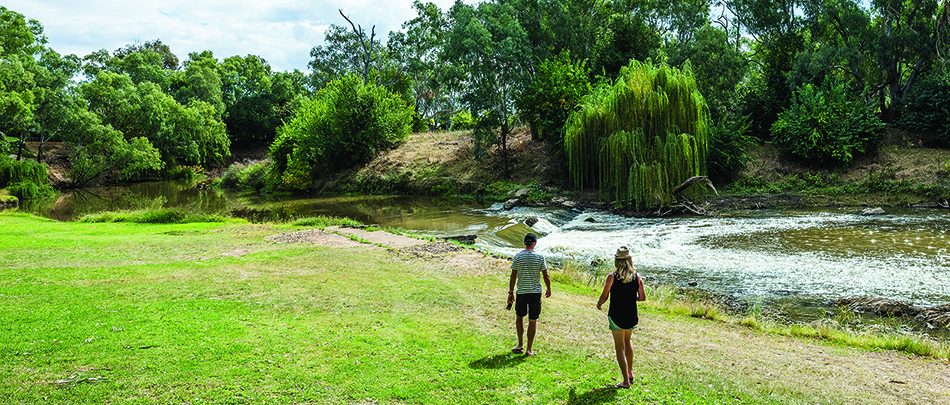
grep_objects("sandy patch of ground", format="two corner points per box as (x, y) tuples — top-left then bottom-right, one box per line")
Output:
(266, 229), (366, 248)
(325, 226), (429, 248)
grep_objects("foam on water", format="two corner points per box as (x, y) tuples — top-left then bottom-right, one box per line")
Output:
(473, 207), (950, 306)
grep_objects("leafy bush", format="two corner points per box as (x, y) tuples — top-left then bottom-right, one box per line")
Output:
(771, 78), (885, 166)
(518, 51), (591, 147)
(78, 208), (229, 223)
(219, 163), (244, 189)
(708, 115), (754, 183)
(292, 216), (362, 228)
(899, 73), (950, 147)
(269, 74), (413, 191)
(219, 160), (270, 191)
(452, 111), (476, 131)
(165, 165), (203, 180)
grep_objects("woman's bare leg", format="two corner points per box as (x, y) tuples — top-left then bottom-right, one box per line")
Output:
(611, 330), (630, 388)
(623, 329), (634, 381)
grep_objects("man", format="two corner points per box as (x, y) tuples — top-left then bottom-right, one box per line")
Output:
(507, 233), (551, 356)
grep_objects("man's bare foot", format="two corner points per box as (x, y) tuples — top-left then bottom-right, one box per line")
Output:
(525, 349), (536, 356)
(511, 346), (524, 354)
(615, 381), (631, 389)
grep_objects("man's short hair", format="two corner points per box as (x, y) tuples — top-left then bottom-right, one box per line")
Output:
(524, 233), (537, 245)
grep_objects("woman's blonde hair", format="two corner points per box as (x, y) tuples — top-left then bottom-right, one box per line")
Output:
(614, 258), (636, 283)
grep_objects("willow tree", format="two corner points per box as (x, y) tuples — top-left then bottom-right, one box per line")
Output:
(565, 60), (709, 209)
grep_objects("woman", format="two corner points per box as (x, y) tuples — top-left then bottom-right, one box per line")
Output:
(596, 246), (646, 389)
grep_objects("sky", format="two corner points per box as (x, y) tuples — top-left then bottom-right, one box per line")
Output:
(5, 0), (460, 73)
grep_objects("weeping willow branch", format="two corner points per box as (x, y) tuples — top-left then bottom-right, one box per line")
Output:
(565, 60), (710, 210)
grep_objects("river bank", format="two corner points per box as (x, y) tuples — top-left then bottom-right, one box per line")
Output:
(300, 128), (950, 214)
(17, 127), (950, 213)
(2, 212), (948, 404)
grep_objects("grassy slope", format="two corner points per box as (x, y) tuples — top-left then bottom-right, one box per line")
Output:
(345, 128), (950, 207)
(2, 213), (949, 404)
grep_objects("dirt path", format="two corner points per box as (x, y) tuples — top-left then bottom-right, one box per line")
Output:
(275, 227), (950, 404)
(548, 291), (950, 404)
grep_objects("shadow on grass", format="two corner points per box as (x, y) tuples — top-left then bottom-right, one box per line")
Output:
(566, 386), (618, 405)
(468, 352), (528, 369)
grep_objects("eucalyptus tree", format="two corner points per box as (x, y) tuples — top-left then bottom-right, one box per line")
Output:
(113, 39), (179, 71)
(721, 0), (805, 138)
(868, 0), (950, 121)
(171, 61), (225, 121)
(81, 71), (230, 169)
(666, 24), (749, 120)
(388, 1), (456, 125)
(309, 10), (401, 90)
(443, 0), (532, 178)
(82, 41), (176, 90)
(0, 6), (44, 160)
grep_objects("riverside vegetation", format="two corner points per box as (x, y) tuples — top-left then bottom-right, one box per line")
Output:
(2, 212), (950, 404)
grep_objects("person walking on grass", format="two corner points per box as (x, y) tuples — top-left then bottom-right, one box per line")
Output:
(596, 246), (646, 388)
(507, 233), (551, 356)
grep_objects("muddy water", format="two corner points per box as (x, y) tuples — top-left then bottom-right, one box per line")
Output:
(13, 182), (950, 311)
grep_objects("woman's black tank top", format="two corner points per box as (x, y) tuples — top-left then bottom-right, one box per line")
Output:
(607, 273), (639, 329)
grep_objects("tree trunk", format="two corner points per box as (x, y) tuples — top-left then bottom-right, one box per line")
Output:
(501, 123), (510, 179)
(529, 120), (539, 141)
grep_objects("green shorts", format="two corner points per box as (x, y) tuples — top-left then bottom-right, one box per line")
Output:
(608, 316), (636, 331)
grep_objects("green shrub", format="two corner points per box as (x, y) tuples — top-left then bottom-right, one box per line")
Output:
(899, 73), (950, 147)
(452, 110), (476, 131)
(2, 136), (15, 155)
(219, 160), (271, 191)
(270, 74), (413, 191)
(165, 165), (203, 180)
(0, 158), (56, 200)
(517, 50), (591, 147)
(239, 160), (269, 191)
(708, 115), (754, 183)
(411, 113), (429, 133)
(78, 208), (229, 223)
(482, 180), (518, 201)
(292, 216), (362, 228)
(771, 78), (885, 166)
(219, 163), (245, 189)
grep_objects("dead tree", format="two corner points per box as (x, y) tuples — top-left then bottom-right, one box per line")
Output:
(672, 176), (719, 216)
(338, 9), (401, 87)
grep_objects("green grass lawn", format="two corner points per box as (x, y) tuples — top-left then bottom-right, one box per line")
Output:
(0, 213), (864, 404)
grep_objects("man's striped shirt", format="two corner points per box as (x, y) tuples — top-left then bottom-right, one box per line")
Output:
(512, 250), (547, 294)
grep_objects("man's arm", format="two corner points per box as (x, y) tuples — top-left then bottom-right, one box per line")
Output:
(509, 269), (517, 296)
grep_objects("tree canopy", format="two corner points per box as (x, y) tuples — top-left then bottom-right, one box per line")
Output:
(3, 0), (949, 203)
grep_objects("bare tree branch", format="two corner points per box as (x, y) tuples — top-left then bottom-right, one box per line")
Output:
(673, 176), (719, 197)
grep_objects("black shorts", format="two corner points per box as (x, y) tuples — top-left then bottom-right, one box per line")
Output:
(515, 293), (542, 320)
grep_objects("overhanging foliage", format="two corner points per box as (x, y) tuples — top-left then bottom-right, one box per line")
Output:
(565, 60), (709, 209)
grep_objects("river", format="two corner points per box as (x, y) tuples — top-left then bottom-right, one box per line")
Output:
(11, 180), (950, 320)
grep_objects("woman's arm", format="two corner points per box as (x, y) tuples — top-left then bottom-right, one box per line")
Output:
(596, 273), (614, 310)
(636, 273), (646, 301)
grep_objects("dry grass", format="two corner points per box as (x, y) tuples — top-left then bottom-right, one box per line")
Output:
(355, 128), (566, 193)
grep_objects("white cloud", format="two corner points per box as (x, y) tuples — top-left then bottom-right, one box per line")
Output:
(5, 0), (458, 73)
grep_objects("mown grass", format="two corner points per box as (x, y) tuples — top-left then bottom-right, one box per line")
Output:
(0, 212), (816, 404)
(2, 212), (945, 404)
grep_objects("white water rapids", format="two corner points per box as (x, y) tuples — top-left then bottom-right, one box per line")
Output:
(467, 204), (950, 307)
